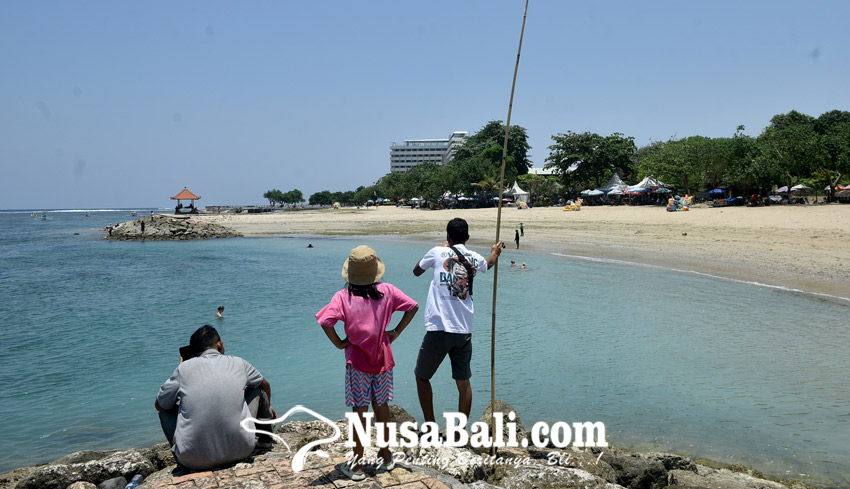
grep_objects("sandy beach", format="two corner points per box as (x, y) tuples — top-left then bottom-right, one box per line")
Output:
(199, 204), (850, 301)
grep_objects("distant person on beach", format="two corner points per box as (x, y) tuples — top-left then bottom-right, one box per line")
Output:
(216, 306), (225, 318)
(515, 229), (520, 249)
(316, 245), (418, 480)
(155, 325), (277, 470)
(141, 221), (145, 234)
(520, 222), (524, 236)
(412, 218), (501, 433)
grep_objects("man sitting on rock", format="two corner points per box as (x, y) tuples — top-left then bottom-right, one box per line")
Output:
(155, 325), (278, 470)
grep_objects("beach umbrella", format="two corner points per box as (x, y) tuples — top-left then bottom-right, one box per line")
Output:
(587, 189), (604, 196)
(628, 187), (648, 194)
(773, 186), (789, 194)
(607, 189), (624, 196)
(790, 184), (811, 195)
(580, 189), (592, 196)
(708, 188), (725, 196)
(652, 188), (672, 194)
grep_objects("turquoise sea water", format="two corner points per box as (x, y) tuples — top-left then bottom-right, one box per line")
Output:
(0, 210), (848, 486)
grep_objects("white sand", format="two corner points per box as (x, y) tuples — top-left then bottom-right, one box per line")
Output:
(198, 204), (850, 300)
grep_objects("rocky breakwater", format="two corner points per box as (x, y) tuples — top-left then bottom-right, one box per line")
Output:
(0, 402), (820, 489)
(104, 215), (242, 241)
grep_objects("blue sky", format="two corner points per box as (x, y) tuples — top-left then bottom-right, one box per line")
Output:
(1, 1), (847, 209)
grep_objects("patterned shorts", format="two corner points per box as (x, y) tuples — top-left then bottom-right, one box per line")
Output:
(345, 364), (393, 407)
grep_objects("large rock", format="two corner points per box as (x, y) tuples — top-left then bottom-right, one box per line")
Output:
(67, 482), (97, 489)
(389, 404), (417, 424)
(477, 400), (528, 448)
(96, 476), (127, 489)
(601, 449), (668, 489)
(528, 447), (619, 482)
(16, 450), (154, 489)
(0, 464), (43, 488)
(489, 462), (625, 489)
(53, 451), (121, 465)
(105, 215), (241, 241)
(139, 443), (174, 471)
(666, 467), (790, 489)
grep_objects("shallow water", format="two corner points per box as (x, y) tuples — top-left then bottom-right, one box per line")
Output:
(0, 210), (847, 485)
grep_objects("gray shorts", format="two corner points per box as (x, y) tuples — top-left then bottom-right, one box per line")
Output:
(414, 331), (472, 381)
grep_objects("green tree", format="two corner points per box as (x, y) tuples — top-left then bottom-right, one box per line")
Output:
(375, 172), (406, 201)
(725, 126), (763, 193)
(335, 190), (356, 205)
(517, 173), (558, 205)
(545, 131), (636, 192)
(403, 162), (446, 205)
(308, 190), (334, 206)
(262, 189), (284, 206)
(353, 185), (376, 205)
(756, 110), (824, 194)
(448, 145), (517, 202)
(814, 110), (850, 201)
(452, 121), (532, 176)
(281, 189), (304, 205)
(638, 138), (694, 193)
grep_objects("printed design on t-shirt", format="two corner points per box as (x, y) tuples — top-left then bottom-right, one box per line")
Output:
(441, 252), (477, 300)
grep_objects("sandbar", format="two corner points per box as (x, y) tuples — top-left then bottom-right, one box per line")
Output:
(198, 204), (850, 301)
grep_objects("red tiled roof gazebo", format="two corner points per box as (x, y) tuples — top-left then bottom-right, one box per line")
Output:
(171, 187), (201, 214)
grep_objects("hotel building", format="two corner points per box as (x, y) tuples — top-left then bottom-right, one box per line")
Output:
(389, 131), (468, 174)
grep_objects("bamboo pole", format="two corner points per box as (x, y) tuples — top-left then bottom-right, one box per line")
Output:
(491, 0), (529, 457)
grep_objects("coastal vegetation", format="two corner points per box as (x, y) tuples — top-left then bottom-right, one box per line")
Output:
(268, 110), (849, 207)
(262, 189), (305, 207)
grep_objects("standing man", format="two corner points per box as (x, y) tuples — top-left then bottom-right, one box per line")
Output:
(514, 229), (520, 249)
(520, 222), (524, 236)
(412, 218), (501, 428)
(155, 325), (278, 470)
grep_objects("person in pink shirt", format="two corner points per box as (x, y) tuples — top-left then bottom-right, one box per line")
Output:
(316, 245), (418, 481)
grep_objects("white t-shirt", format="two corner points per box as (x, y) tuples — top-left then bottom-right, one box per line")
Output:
(418, 244), (489, 334)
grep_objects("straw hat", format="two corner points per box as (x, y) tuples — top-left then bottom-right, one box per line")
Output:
(342, 245), (385, 285)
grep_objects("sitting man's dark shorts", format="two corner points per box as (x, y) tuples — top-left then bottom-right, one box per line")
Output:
(414, 331), (472, 381)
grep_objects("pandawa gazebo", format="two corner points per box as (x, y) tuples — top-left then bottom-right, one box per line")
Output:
(171, 187), (201, 214)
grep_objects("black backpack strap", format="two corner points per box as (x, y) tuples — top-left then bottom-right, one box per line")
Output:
(449, 245), (475, 296)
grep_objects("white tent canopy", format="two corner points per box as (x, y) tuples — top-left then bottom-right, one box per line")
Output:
(506, 181), (530, 204)
(596, 173), (629, 194)
(628, 176), (671, 191)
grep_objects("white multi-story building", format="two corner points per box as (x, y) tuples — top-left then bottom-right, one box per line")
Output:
(390, 131), (468, 173)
